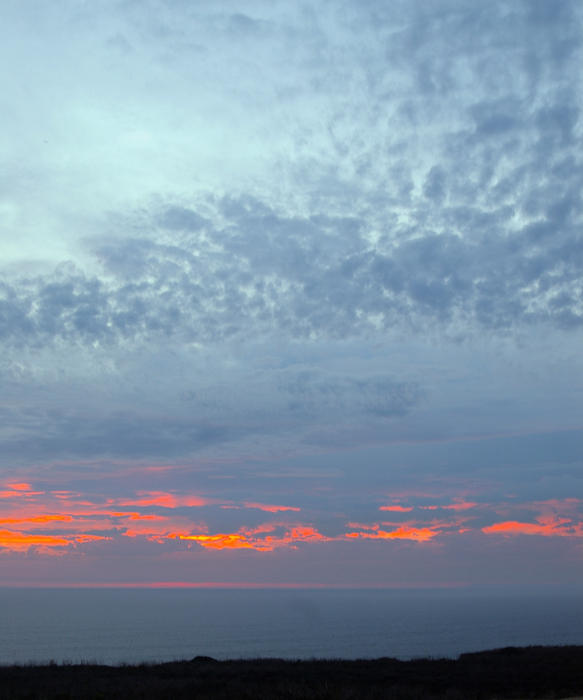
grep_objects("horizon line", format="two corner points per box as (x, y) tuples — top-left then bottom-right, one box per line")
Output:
(0, 581), (470, 590)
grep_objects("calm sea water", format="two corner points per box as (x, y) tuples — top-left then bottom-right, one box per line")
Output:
(0, 588), (581, 665)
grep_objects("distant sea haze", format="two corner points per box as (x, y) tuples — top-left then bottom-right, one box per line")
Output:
(0, 588), (581, 665)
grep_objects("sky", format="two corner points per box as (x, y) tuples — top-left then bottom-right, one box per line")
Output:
(0, 0), (582, 588)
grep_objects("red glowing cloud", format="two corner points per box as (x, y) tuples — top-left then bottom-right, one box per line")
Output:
(176, 533), (258, 550)
(345, 526), (439, 543)
(0, 529), (110, 552)
(171, 522), (332, 551)
(379, 505), (414, 512)
(379, 498), (480, 514)
(0, 478), (581, 560)
(0, 514), (74, 524)
(114, 491), (209, 508)
(0, 482), (44, 499)
(482, 515), (582, 538)
(5, 483), (33, 491)
(0, 482), (207, 553)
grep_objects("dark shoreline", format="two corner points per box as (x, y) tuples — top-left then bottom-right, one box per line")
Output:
(1, 646), (582, 699)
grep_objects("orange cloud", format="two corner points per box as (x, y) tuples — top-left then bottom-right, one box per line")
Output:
(482, 515), (582, 537)
(346, 526), (438, 543)
(72, 534), (111, 544)
(176, 533), (258, 550)
(0, 488), (45, 499)
(170, 523), (332, 552)
(126, 513), (167, 521)
(243, 502), (301, 513)
(0, 530), (69, 550)
(240, 523), (278, 536)
(0, 514), (74, 524)
(288, 526), (324, 541)
(123, 515), (203, 540)
(5, 483), (33, 491)
(346, 521), (377, 530)
(0, 485), (210, 553)
(0, 529), (110, 552)
(9, 480), (580, 561)
(379, 505), (414, 512)
(115, 492), (208, 508)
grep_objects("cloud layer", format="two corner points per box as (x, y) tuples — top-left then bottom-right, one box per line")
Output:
(0, 0), (582, 585)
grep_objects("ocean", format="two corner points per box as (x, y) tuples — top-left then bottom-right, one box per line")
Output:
(0, 587), (581, 665)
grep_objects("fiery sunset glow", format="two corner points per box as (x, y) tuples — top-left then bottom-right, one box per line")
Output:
(1, 480), (581, 571)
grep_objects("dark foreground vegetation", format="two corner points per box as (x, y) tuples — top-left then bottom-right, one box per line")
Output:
(1, 646), (582, 699)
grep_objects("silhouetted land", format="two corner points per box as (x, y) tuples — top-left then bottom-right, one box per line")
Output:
(1, 646), (582, 699)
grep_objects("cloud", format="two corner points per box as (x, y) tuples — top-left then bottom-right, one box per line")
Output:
(0, 530), (108, 553)
(1, 3), (581, 350)
(115, 492), (209, 508)
(0, 0), (582, 585)
(1, 182), (581, 355)
(0, 476), (581, 586)
(379, 505), (414, 513)
(278, 370), (421, 419)
(243, 503), (301, 513)
(346, 526), (439, 543)
(0, 407), (243, 461)
(482, 517), (583, 538)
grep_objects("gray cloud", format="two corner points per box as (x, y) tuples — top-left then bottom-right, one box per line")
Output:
(1, 176), (581, 352)
(0, 1), (581, 475)
(1, 0), (581, 349)
(277, 370), (421, 418)
(0, 405), (243, 463)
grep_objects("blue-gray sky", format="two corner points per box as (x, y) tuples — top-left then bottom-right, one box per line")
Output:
(0, 0), (582, 586)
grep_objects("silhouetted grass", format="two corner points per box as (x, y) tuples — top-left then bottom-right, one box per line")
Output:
(0, 646), (582, 699)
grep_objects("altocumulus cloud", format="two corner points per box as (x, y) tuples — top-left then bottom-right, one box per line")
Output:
(1, 185), (581, 349)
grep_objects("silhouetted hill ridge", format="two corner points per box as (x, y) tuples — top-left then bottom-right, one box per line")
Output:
(0, 645), (581, 699)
